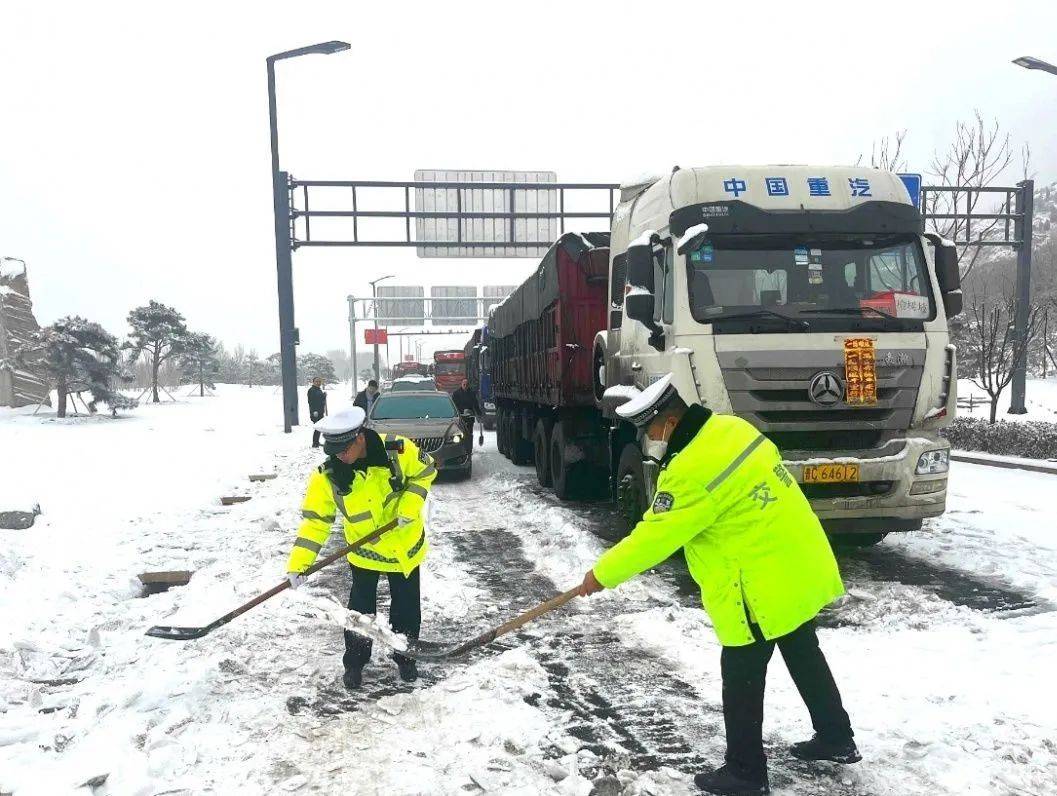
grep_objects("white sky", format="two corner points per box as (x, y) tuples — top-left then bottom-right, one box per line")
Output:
(2, 0), (1056, 363)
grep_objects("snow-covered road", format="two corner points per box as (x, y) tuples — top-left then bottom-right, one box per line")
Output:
(2, 386), (1056, 795)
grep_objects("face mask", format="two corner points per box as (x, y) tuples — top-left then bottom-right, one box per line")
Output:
(642, 419), (676, 463)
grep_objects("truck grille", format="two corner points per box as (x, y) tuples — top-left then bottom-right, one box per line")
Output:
(414, 437), (445, 453)
(718, 348), (924, 447)
(766, 430), (887, 452)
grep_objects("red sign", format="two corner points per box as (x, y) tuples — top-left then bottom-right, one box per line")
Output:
(365, 328), (388, 345)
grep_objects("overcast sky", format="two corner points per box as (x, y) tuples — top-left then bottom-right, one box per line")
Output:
(2, 1), (1056, 364)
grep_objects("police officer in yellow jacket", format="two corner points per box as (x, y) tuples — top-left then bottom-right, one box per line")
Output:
(287, 407), (436, 690)
(579, 375), (857, 796)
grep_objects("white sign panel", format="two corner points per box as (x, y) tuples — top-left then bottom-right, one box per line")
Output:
(375, 285), (424, 327)
(414, 170), (558, 258)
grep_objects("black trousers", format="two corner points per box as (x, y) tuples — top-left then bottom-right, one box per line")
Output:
(463, 416), (475, 451)
(343, 564), (421, 669)
(721, 619), (853, 778)
(310, 410), (323, 446)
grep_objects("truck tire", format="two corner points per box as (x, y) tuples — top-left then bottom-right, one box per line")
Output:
(829, 532), (888, 548)
(616, 444), (648, 533)
(533, 419), (553, 487)
(510, 414), (533, 466)
(497, 410), (509, 457)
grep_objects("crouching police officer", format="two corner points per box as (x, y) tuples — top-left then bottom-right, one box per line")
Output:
(579, 375), (858, 795)
(287, 407), (437, 690)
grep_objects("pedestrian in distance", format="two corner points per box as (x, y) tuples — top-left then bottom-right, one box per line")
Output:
(354, 379), (380, 415)
(286, 407), (437, 689)
(578, 373), (858, 796)
(307, 377), (328, 448)
(451, 378), (484, 449)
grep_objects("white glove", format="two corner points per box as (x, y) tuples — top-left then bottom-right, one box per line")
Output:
(397, 517), (414, 528)
(287, 572), (307, 590)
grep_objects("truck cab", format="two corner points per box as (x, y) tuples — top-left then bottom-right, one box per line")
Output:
(596, 166), (962, 542)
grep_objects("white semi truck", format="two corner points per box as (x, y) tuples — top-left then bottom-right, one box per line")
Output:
(493, 165), (962, 544)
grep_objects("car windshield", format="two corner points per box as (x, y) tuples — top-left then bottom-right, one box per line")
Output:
(371, 394), (456, 420)
(685, 234), (934, 325)
(434, 361), (463, 375)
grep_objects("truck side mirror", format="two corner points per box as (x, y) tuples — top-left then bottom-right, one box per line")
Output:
(935, 244), (960, 293)
(625, 289), (655, 324)
(926, 234), (961, 293)
(626, 241), (655, 292)
(942, 289), (963, 318)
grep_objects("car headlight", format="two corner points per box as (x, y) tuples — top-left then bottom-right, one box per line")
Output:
(915, 450), (949, 474)
(450, 433), (463, 444)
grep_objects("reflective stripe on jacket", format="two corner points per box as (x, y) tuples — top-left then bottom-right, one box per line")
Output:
(593, 413), (844, 647)
(287, 435), (436, 575)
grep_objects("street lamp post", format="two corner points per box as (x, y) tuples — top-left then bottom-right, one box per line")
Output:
(267, 40), (349, 433)
(1007, 56), (1053, 413)
(369, 275), (395, 382)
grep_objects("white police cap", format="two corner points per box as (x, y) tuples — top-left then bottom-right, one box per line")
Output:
(314, 406), (366, 445)
(615, 373), (680, 427)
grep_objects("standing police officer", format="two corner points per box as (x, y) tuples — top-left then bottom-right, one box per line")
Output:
(287, 407), (437, 689)
(579, 374), (858, 795)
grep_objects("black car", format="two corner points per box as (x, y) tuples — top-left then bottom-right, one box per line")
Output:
(366, 391), (472, 478)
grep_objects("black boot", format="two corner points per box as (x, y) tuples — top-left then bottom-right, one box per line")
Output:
(342, 666), (363, 691)
(789, 734), (861, 764)
(694, 765), (769, 795)
(395, 656), (418, 683)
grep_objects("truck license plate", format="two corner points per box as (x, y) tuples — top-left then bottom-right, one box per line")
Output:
(802, 464), (860, 484)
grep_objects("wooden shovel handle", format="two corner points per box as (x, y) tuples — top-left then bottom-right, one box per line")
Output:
(493, 586), (581, 638)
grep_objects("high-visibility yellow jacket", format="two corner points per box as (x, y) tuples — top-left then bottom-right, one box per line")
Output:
(287, 433), (436, 576)
(594, 408), (844, 647)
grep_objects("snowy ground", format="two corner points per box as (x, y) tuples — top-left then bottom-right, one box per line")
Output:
(957, 376), (1057, 422)
(2, 386), (1056, 795)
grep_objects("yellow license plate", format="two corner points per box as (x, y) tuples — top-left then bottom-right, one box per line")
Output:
(803, 464), (860, 484)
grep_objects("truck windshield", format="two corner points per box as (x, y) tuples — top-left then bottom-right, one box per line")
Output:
(685, 234), (934, 327)
(435, 361), (464, 375)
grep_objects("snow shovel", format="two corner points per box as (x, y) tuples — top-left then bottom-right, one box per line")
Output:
(396, 586), (581, 661)
(145, 518), (400, 641)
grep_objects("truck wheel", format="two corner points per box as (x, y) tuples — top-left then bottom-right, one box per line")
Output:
(533, 419), (553, 487)
(830, 532), (888, 548)
(616, 444), (648, 533)
(550, 423), (573, 499)
(510, 415), (533, 466)
(497, 411), (509, 456)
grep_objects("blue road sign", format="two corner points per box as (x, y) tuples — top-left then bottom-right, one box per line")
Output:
(898, 173), (922, 209)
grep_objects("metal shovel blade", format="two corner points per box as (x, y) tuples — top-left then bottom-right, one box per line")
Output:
(145, 624), (210, 641)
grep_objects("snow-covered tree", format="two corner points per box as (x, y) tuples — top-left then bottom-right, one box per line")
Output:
(964, 295), (1041, 423)
(298, 353), (337, 384)
(179, 332), (222, 396)
(20, 316), (136, 418)
(126, 301), (189, 403)
(243, 351), (267, 387)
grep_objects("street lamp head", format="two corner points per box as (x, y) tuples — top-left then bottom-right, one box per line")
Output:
(269, 41), (351, 62)
(1012, 56), (1057, 75)
(314, 41), (351, 55)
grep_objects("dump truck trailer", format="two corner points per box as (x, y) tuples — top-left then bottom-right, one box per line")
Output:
(490, 166), (962, 543)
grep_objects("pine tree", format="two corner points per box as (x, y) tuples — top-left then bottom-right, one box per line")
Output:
(179, 332), (222, 396)
(20, 316), (136, 418)
(126, 301), (189, 403)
